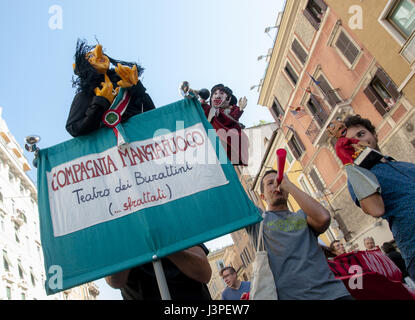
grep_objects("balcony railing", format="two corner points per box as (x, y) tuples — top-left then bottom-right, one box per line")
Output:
(2, 272), (15, 283)
(87, 283), (100, 297)
(305, 99), (354, 146)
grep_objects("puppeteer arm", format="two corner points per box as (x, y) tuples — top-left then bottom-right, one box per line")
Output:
(105, 269), (130, 289)
(346, 165), (384, 217)
(167, 246), (212, 284)
(359, 193), (385, 218)
(279, 174), (331, 234)
(128, 80), (156, 113)
(106, 246), (212, 289)
(229, 105), (244, 121)
(65, 91), (111, 137)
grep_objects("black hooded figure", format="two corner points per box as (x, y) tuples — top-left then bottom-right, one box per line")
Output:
(66, 39), (155, 137)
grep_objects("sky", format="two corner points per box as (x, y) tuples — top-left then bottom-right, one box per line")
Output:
(0, 0), (285, 300)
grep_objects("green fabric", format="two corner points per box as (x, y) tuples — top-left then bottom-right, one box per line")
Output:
(37, 98), (261, 294)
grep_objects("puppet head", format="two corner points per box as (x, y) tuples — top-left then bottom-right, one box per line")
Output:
(210, 84), (237, 108)
(86, 44), (110, 74)
(72, 39), (144, 94)
(327, 120), (347, 139)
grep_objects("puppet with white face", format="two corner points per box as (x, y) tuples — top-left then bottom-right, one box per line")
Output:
(201, 84), (248, 166)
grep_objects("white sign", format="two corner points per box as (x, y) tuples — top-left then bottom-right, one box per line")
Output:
(47, 123), (228, 237)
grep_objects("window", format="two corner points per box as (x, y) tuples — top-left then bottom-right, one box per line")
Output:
(6, 287), (12, 300)
(335, 30), (360, 66)
(299, 176), (313, 196)
(15, 229), (20, 244)
(37, 245), (42, 261)
(309, 168), (325, 193)
(285, 147), (294, 164)
(17, 210), (27, 223)
(30, 269), (36, 286)
(363, 68), (401, 116)
(292, 38), (308, 64)
(306, 95), (329, 127)
(388, 0), (415, 39)
(3, 250), (11, 272)
(379, 0), (415, 45)
(240, 253), (247, 268)
(401, 32), (415, 63)
(285, 62), (299, 85)
(18, 259), (25, 279)
(287, 132), (305, 159)
(271, 98), (285, 123)
(216, 260), (225, 272)
(248, 189), (258, 203)
(243, 248), (252, 264)
(303, 0), (327, 30)
(26, 236), (30, 252)
(315, 75), (341, 108)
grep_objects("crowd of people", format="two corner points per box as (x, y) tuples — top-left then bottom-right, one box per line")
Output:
(68, 39), (415, 300)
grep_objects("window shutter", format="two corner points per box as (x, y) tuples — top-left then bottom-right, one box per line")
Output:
(363, 85), (387, 116)
(374, 69), (401, 101)
(303, 7), (320, 30)
(271, 98), (285, 117)
(308, 95), (329, 127)
(294, 131), (306, 153)
(317, 75), (341, 108)
(314, 0), (327, 11)
(292, 39), (308, 64)
(288, 139), (300, 159)
(285, 63), (298, 85)
(309, 168), (325, 192)
(288, 130), (305, 160)
(335, 31), (360, 65)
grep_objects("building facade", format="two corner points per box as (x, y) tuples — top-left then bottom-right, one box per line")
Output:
(0, 107), (99, 300)
(256, 0), (413, 252)
(207, 246), (229, 300)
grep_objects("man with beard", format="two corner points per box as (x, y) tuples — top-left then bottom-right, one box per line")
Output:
(344, 114), (415, 282)
(246, 170), (351, 300)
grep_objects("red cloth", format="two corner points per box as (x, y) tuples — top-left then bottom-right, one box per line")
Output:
(240, 292), (250, 300)
(335, 137), (360, 165)
(327, 249), (415, 300)
(201, 103), (248, 166)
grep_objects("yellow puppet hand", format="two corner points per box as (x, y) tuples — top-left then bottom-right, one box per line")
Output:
(94, 74), (119, 103)
(115, 64), (139, 88)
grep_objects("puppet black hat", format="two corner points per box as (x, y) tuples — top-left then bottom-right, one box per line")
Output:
(72, 39), (144, 94)
(210, 84), (237, 106)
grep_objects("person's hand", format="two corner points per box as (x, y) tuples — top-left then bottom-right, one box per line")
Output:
(115, 63), (139, 88)
(335, 137), (361, 165)
(352, 140), (370, 154)
(239, 97), (247, 111)
(276, 173), (294, 193)
(94, 74), (119, 103)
